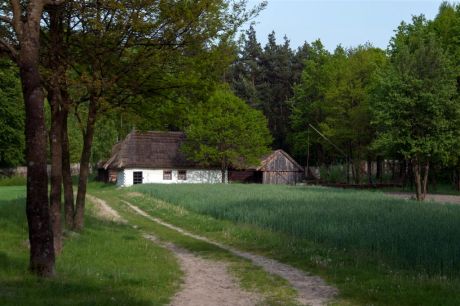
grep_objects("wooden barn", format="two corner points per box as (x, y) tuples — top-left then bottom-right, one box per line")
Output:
(229, 150), (304, 185)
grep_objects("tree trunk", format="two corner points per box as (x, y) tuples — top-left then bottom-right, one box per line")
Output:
(391, 160), (396, 182)
(74, 99), (98, 231)
(221, 168), (226, 183)
(221, 158), (228, 184)
(367, 158), (373, 185)
(47, 5), (65, 254)
(422, 161), (430, 198)
(20, 9), (55, 276)
(376, 156), (383, 183)
(412, 159), (423, 201)
(400, 159), (407, 185)
(457, 167), (460, 192)
(48, 91), (63, 255)
(62, 108), (75, 229)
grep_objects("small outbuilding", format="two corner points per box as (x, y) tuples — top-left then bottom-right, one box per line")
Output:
(229, 150), (304, 185)
(99, 131), (225, 187)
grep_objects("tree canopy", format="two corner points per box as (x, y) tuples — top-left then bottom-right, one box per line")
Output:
(182, 87), (272, 182)
(371, 16), (460, 199)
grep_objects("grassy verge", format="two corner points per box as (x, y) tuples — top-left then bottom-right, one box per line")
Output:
(103, 183), (460, 305)
(91, 185), (302, 306)
(0, 186), (180, 306)
(0, 176), (26, 187)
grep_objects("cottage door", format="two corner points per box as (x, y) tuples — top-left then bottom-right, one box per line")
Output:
(133, 171), (143, 184)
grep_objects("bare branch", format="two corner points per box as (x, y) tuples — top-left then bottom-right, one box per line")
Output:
(10, 0), (22, 38)
(0, 38), (18, 61)
(0, 15), (13, 25)
(43, 0), (66, 5)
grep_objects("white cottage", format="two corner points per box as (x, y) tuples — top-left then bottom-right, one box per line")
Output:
(99, 131), (225, 187)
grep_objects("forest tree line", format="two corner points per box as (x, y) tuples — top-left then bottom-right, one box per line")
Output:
(228, 3), (460, 199)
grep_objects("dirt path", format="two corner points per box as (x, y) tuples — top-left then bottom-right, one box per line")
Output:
(86, 194), (127, 223)
(144, 234), (261, 306)
(386, 192), (460, 205)
(88, 194), (261, 306)
(122, 199), (337, 306)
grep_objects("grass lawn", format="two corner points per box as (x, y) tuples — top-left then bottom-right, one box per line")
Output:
(0, 186), (181, 306)
(111, 183), (460, 305)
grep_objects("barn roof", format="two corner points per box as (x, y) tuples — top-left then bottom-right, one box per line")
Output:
(102, 131), (196, 170)
(256, 149), (304, 172)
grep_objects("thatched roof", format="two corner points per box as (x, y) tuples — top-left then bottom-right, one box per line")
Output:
(103, 131), (196, 170)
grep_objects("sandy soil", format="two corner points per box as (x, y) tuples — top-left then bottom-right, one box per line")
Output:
(144, 234), (261, 306)
(386, 192), (460, 205)
(122, 200), (337, 306)
(86, 194), (127, 223)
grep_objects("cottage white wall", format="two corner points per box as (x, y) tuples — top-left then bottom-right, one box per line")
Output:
(117, 169), (226, 187)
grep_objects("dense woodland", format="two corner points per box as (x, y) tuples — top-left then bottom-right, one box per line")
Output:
(1, 0), (460, 276)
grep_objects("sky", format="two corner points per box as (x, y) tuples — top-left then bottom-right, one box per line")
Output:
(246, 0), (444, 51)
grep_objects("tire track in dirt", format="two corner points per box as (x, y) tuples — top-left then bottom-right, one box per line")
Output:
(86, 194), (127, 224)
(144, 234), (261, 306)
(88, 194), (261, 306)
(121, 199), (338, 306)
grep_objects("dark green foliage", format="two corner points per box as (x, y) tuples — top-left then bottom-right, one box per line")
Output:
(0, 60), (24, 167)
(229, 28), (309, 150)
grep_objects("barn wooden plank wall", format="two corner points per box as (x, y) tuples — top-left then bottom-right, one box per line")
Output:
(259, 150), (304, 185)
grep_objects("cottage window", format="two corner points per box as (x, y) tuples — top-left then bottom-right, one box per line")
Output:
(163, 170), (172, 180)
(133, 171), (143, 184)
(178, 170), (187, 181)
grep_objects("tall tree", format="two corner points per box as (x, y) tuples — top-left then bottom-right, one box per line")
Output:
(431, 2), (460, 190)
(258, 32), (295, 150)
(371, 16), (460, 200)
(290, 42), (386, 183)
(230, 25), (263, 108)
(0, 0), (66, 277)
(289, 40), (331, 166)
(230, 28), (309, 152)
(182, 87), (272, 181)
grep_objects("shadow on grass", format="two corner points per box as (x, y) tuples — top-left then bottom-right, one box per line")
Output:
(0, 276), (153, 306)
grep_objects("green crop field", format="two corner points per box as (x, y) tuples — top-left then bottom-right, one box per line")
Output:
(130, 183), (460, 305)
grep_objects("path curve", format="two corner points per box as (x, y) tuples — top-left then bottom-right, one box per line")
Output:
(86, 194), (127, 223)
(88, 194), (260, 306)
(122, 199), (338, 306)
(144, 234), (261, 306)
